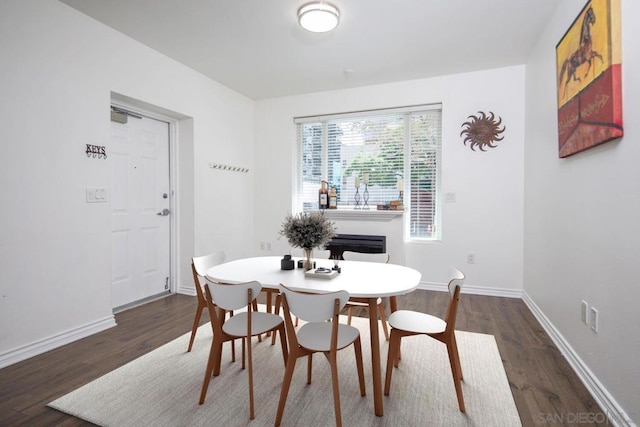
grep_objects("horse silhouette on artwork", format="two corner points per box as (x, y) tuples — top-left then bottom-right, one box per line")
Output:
(558, 6), (604, 94)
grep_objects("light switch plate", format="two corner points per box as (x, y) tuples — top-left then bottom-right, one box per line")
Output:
(86, 187), (109, 203)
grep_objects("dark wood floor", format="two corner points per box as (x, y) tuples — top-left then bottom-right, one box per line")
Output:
(0, 290), (606, 426)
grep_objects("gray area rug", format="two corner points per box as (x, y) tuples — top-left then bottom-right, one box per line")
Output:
(49, 315), (521, 426)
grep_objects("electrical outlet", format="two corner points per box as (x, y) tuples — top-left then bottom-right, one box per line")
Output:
(259, 241), (265, 250)
(466, 253), (475, 264)
(589, 307), (599, 332)
(581, 301), (588, 324)
(266, 242), (272, 251)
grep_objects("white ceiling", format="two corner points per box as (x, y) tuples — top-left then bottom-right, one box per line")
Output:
(59, 0), (560, 100)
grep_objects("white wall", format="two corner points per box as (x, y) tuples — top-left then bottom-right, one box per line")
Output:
(524, 0), (639, 423)
(254, 66), (525, 292)
(0, 0), (254, 365)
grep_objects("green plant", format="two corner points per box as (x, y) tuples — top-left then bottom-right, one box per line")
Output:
(280, 212), (337, 250)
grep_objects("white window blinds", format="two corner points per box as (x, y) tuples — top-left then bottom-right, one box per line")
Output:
(295, 105), (442, 240)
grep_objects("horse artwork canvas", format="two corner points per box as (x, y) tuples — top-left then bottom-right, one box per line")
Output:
(556, 0), (623, 158)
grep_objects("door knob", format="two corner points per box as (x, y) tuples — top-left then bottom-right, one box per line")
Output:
(157, 208), (170, 216)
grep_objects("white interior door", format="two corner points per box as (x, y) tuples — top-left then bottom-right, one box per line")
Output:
(110, 111), (171, 309)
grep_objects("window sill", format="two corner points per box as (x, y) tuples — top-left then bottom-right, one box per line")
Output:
(311, 209), (404, 221)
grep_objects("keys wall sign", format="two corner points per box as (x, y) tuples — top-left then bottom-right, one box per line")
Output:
(86, 144), (107, 159)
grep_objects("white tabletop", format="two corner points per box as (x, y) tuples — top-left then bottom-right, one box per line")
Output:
(205, 256), (421, 298)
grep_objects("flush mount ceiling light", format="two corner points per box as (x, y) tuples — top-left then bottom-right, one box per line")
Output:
(298, 2), (340, 33)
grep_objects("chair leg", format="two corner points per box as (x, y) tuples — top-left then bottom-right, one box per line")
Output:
(247, 336), (255, 420)
(353, 337), (366, 396)
(265, 291), (273, 338)
(347, 307), (353, 325)
(384, 330), (401, 395)
(199, 337), (223, 404)
(277, 324), (289, 366)
(446, 340), (465, 413)
(394, 335), (402, 368)
(328, 352), (343, 427)
(252, 300), (263, 342)
(307, 354), (313, 384)
(378, 304), (390, 341)
(275, 354), (298, 426)
(272, 294), (281, 346)
(228, 311), (236, 362)
(241, 337), (246, 369)
(451, 332), (463, 381)
(212, 339), (224, 377)
(187, 304), (204, 352)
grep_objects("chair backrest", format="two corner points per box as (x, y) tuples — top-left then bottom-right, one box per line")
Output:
(191, 251), (226, 303)
(193, 251), (226, 277)
(290, 248), (331, 260)
(444, 267), (465, 332)
(207, 280), (262, 311)
(279, 284), (349, 323)
(447, 267), (465, 299)
(341, 251), (390, 264)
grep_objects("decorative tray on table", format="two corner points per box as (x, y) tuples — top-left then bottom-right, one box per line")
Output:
(304, 267), (338, 279)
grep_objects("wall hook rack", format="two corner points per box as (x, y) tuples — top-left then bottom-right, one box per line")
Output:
(209, 162), (249, 173)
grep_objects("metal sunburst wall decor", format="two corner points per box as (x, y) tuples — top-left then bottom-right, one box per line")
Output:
(460, 111), (506, 152)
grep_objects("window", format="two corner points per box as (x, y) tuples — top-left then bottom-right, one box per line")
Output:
(295, 104), (442, 240)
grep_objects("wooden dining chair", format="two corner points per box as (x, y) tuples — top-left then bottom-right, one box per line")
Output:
(275, 284), (366, 427)
(341, 251), (391, 341)
(384, 267), (466, 412)
(199, 280), (288, 421)
(191, 252), (266, 355)
(188, 252), (226, 352)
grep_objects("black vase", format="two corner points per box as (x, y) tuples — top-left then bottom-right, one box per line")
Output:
(281, 255), (295, 270)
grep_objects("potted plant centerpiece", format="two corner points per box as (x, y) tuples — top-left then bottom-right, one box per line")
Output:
(280, 212), (337, 270)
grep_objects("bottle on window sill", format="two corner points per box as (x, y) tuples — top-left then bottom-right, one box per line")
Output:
(329, 186), (337, 209)
(318, 181), (329, 210)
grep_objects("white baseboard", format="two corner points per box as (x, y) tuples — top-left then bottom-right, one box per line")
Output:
(418, 281), (523, 299)
(0, 315), (116, 370)
(177, 284), (196, 296)
(522, 292), (635, 427)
